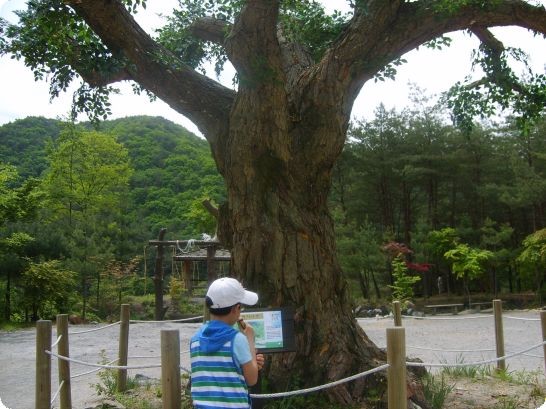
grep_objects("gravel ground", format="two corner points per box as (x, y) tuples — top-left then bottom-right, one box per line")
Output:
(0, 309), (544, 409)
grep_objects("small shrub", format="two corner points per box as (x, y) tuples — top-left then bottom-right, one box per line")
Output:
(92, 350), (138, 396)
(422, 373), (454, 409)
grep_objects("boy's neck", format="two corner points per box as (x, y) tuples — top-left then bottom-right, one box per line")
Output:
(210, 313), (237, 326)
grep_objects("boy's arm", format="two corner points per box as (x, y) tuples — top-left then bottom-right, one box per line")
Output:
(240, 325), (260, 386)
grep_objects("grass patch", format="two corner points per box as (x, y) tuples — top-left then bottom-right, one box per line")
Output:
(422, 373), (454, 409)
(0, 320), (34, 331)
(439, 354), (486, 379)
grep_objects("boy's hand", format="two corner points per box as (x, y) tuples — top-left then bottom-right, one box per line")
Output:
(256, 353), (265, 370)
(240, 320), (255, 340)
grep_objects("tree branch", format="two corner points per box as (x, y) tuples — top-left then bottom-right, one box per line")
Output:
(468, 26), (527, 95)
(318, 0), (546, 117)
(225, 0), (284, 85)
(202, 199), (219, 219)
(65, 0), (235, 146)
(470, 26), (505, 55)
(189, 17), (230, 45)
(289, 0), (546, 167)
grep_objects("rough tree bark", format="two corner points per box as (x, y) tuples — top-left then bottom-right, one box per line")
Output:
(19, 0), (546, 404)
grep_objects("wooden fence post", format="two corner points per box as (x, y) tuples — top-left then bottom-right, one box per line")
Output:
(117, 304), (130, 392)
(56, 314), (72, 409)
(393, 301), (402, 327)
(493, 299), (505, 371)
(35, 320), (52, 409)
(153, 228), (167, 320)
(387, 327), (407, 409)
(161, 330), (181, 409)
(540, 311), (546, 376)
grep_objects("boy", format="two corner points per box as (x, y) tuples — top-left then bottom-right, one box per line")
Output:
(190, 277), (265, 408)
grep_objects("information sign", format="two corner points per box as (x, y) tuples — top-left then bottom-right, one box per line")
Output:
(238, 307), (295, 353)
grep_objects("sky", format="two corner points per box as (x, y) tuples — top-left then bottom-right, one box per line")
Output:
(0, 0), (545, 136)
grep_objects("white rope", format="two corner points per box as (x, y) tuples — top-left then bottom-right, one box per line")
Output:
(406, 340), (546, 368)
(250, 364), (390, 399)
(45, 350), (161, 370)
(516, 352), (544, 358)
(51, 334), (62, 348)
(69, 321), (121, 334)
(51, 380), (64, 405)
(71, 359), (118, 379)
(177, 239), (196, 254)
(375, 344), (495, 353)
(503, 315), (540, 322)
(400, 314), (493, 320)
(407, 345), (495, 353)
(130, 316), (203, 323)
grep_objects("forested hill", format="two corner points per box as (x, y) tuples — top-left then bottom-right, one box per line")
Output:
(0, 115), (225, 238)
(0, 115), (208, 177)
(0, 116), (62, 178)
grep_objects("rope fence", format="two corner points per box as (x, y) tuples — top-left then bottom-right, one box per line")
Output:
(34, 300), (546, 409)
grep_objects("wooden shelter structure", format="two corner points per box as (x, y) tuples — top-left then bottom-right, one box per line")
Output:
(148, 230), (231, 320)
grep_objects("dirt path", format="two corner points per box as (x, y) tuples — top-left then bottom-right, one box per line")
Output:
(0, 310), (544, 409)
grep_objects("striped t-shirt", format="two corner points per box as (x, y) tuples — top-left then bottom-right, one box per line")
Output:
(190, 325), (251, 408)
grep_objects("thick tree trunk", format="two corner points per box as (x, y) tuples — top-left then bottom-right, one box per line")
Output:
(217, 102), (395, 404)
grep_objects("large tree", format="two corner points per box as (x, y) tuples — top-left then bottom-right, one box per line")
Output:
(2, 0), (546, 404)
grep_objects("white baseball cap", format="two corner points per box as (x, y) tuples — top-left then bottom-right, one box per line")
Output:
(206, 277), (258, 309)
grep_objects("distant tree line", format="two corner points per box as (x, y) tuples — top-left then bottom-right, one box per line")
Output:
(332, 95), (546, 304)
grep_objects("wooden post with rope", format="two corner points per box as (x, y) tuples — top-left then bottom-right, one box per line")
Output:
(35, 320), (52, 409)
(393, 301), (402, 327)
(117, 304), (130, 392)
(56, 314), (72, 409)
(154, 228), (167, 320)
(387, 327), (407, 409)
(493, 299), (506, 371)
(161, 329), (181, 409)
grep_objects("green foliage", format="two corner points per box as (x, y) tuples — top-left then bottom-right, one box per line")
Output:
(432, 0), (503, 15)
(0, 117), (61, 178)
(157, 0), (350, 82)
(443, 43), (546, 133)
(517, 228), (546, 271)
(389, 256), (420, 303)
(422, 373), (454, 409)
(0, 1), (122, 122)
(279, 0), (349, 62)
(440, 355), (486, 379)
(373, 57), (407, 82)
(0, 163), (43, 224)
(426, 228), (459, 257)
(517, 228), (546, 299)
(0, 116), (226, 321)
(43, 124), (133, 220)
(21, 259), (77, 318)
(444, 243), (493, 281)
(169, 276), (184, 301)
(93, 350), (140, 396)
(335, 96), (546, 298)
(334, 216), (386, 300)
